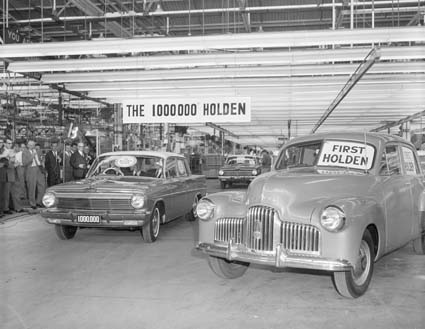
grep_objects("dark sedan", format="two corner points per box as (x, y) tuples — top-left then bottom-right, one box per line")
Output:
(41, 151), (207, 242)
(218, 155), (261, 189)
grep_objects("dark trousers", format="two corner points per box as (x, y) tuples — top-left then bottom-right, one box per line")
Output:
(4, 181), (23, 212)
(26, 166), (46, 207)
(16, 166), (27, 199)
(0, 181), (5, 215)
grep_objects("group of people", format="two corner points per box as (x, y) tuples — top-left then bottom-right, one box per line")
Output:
(0, 138), (93, 218)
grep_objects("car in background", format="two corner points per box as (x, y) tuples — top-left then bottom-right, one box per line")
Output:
(218, 154), (262, 189)
(196, 132), (425, 298)
(41, 151), (207, 242)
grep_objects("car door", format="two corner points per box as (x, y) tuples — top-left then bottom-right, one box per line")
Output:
(380, 144), (413, 251)
(163, 157), (187, 220)
(399, 145), (423, 238)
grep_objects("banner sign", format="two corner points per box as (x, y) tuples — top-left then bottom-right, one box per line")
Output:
(122, 97), (251, 124)
(4, 28), (29, 44)
(317, 141), (375, 170)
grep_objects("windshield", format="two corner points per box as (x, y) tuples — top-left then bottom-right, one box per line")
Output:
(226, 156), (258, 166)
(87, 155), (164, 178)
(275, 140), (376, 171)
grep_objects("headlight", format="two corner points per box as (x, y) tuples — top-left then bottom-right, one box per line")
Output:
(218, 170), (224, 176)
(42, 193), (56, 208)
(252, 169), (258, 175)
(131, 195), (145, 209)
(320, 206), (346, 232)
(196, 199), (216, 221)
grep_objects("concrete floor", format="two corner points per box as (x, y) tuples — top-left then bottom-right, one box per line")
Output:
(1, 179), (424, 329)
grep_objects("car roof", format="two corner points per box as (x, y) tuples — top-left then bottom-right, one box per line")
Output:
(284, 132), (410, 147)
(99, 150), (185, 159)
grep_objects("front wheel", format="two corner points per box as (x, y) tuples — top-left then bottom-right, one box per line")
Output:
(333, 230), (375, 298)
(208, 256), (249, 279)
(413, 233), (425, 254)
(54, 224), (78, 240)
(141, 206), (161, 243)
(186, 195), (200, 222)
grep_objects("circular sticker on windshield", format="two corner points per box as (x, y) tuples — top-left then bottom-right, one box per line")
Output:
(115, 156), (137, 168)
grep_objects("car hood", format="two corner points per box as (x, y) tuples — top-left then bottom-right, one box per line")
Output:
(247, 168), (378, 223)
(47, 176), (159, 194)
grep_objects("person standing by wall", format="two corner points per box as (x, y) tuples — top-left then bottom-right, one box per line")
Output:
(70, 142), (88, 180)
(14, 143), (27, 201)
(22, 140), (46, 209)
(45, 141), (62, 186)
(0, 139), (24, 213)
(260, 149), (272, 173)
(63, 142), (73, 182)
(0, 157), (8, 218)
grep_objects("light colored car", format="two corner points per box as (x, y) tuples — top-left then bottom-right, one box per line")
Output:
(41, 151), (206, 242)
(196, 132), (425, 298)
(218, 155), (262, 189)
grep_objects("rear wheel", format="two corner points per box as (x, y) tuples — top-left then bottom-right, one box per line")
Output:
(413, 233), (425, 254)
(141, 206), (161, 243)
(333, 230), (375, 298)
(208, 256), (249, 279)
(54, 224), (78, 240)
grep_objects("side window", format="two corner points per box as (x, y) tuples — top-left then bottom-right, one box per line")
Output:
(177, 159), (188, 177)
(165, 158), (178, 178)
(401, 146), (419, 176)
(380, 145), (401, 176)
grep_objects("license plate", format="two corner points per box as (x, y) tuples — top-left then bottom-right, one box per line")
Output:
(77, 215), (101, 223)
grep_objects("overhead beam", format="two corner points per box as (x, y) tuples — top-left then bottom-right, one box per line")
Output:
(1, 27), (424, 59)
(311, 47), (381, 133)
(370, 109), (425, 132)
(206, 122), (238, 138)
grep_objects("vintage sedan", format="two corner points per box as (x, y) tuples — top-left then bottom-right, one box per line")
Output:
(196, 132), (425, 298)
(41, 151), (206, 242)
(218, 154), (262, 188)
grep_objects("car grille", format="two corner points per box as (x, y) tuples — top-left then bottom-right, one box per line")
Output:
(246, 206), (275, 251)
(214, 218), (244, 244)
(223, 170), (252, 176)
(214, 206), (321, 255)
(56, 197), (131, 210)
(279, 222), (320, 254)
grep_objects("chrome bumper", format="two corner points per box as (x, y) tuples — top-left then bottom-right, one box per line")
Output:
(41, 209), (148, 228)
(219, 176), (255, 181)
(197, 241), (352, 272)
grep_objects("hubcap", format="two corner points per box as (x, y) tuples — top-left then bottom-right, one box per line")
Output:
(352, 240), (371, 285)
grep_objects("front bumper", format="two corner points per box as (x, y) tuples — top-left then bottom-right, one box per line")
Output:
(41, 208), (149, 228)
(197, 241), (352, 272)
(219, 176), (255, 182)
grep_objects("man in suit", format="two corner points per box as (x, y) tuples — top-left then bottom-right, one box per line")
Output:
(45, 141), (62, 186)
(0, 157), (8, 218)
(22, 139), (46, 209)
(70, 142), (88, 180)
(63, 142), (73, 182)
(1, 139), (23, 213)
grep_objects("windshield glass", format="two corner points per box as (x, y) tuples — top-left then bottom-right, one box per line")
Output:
(87, 155), (164, 178)
(275, 140), (375, 171)
(226, 156), (258, 166)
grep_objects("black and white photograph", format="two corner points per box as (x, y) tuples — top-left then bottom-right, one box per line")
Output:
(1, 1), (424, 328)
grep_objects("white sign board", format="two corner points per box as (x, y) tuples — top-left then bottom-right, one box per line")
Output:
(122, 97), (251, 124)
(402, 148), (417, 175)
(317, 141), (375, 170)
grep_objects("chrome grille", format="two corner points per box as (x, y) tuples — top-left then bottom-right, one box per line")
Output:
(280, 222), (320, 254)
(246, 206), (275, 251)
(214, 218), (244, 244)
(57, 197), (131, 210)
(223, 170), (252, 176)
